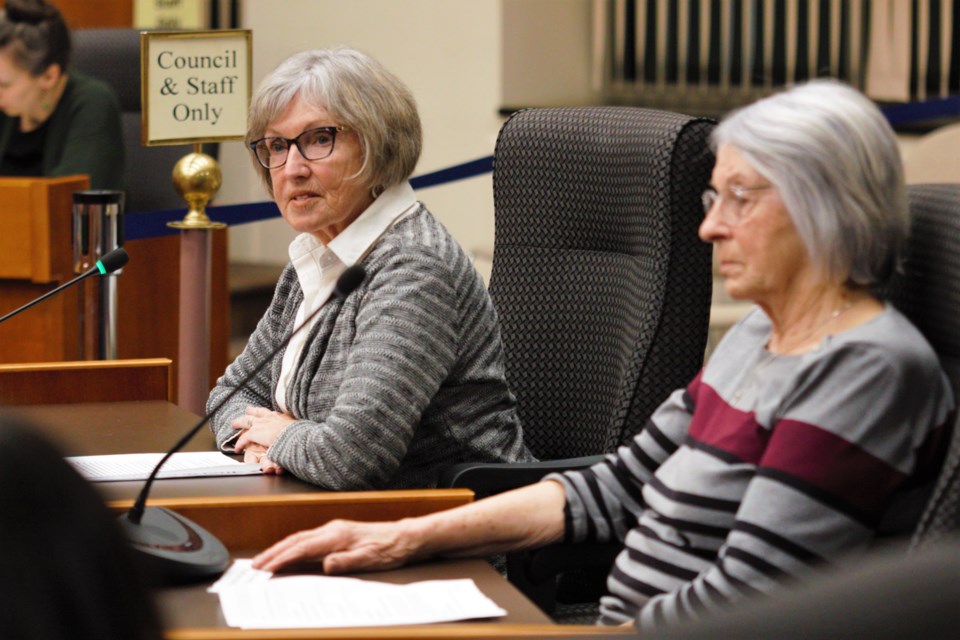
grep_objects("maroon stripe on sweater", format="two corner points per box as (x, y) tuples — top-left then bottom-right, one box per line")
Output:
(686, 369), (704, 396)
(687, 382), (770, 465)
(760, 418), (908, 517)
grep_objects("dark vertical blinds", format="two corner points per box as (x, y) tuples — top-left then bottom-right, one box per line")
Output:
(605, 0), (958, 104)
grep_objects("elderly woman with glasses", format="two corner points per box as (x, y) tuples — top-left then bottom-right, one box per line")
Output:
(207, 47), (532, 489)
(251, 80), (953, 630)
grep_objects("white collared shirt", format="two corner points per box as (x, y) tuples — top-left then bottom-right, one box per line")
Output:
(274, 182), (418, 412)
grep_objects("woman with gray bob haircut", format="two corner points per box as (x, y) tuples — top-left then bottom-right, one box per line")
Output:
(250, 80), (952, 632)
(245, 47), (421, 198)
(712, 79), (908, 288)
(208, 47), (532, 489)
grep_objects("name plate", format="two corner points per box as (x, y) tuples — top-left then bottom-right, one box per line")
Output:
(142, 29), (252, 145)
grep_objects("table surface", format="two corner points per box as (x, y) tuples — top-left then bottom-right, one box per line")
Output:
(7, 400), (598, 635)
(10, 400), (321, 500)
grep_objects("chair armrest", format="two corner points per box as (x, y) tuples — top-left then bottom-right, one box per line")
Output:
(438, 455), (605, 498)
(521, 540), (623, 585)
(440, 455), (619, 615)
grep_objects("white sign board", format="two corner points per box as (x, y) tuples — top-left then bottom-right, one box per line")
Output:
(142, 30), (251, 145)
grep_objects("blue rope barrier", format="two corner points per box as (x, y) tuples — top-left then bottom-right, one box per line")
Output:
(880, 95), (960, 127)
(124, 154), (495, 241)
(409, 155), (493, 189)
(123, 92), (960, 242)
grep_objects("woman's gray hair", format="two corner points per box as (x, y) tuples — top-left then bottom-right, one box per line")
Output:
(246, 47), (422, 197)
(712, 79), (907, 288)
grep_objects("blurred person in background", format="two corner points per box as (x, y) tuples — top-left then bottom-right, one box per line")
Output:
(0, 0), (123, 190)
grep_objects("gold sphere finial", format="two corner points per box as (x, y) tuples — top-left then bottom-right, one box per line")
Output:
(168, 151), (226, 229)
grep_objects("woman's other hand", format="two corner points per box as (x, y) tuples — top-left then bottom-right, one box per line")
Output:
(253, 482), (567, 576)
(232, 407), (293, 474)
(232, 406), (295, 451)
(239, 442), (286, 474)
(252, 519), (419, 575)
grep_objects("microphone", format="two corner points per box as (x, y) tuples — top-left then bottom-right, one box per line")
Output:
(0, 247), (129, 325)
(118, 264), (367, 583)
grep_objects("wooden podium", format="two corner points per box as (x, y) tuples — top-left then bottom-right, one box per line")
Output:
(0, 176), (228, 398)
(0, 176), (88, 362)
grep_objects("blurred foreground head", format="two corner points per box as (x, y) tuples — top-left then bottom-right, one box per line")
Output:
(0, 414), (163, 640)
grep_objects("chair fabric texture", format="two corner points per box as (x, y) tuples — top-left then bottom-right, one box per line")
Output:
(71, 28), (217, 213)
(453, 106), (714, 621)
(489, 106), (715, 461)
(893, 183), (960, 553)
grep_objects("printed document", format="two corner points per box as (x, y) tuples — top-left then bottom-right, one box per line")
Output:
(212, 560), (507, 628)
(67, 451), (261, 482)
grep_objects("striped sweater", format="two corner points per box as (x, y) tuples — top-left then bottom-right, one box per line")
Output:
(209, 206), (532, 489)
(552, 305), (953, 629)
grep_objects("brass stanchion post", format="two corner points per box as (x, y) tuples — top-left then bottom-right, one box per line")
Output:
(168, 144), (226, 415)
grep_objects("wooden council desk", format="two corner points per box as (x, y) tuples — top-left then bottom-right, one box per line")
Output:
(7, 401), (630, 639)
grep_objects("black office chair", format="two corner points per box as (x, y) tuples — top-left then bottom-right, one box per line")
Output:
(440, 106), (715, 619)
(71, 28), (217, 212)
(892, 183), (960, 553)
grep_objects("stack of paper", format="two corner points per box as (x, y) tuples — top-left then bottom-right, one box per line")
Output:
(67, 451), (261, 482)
(210, 560), (507, 629)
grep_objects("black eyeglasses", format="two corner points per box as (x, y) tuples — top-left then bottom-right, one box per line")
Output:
(248, 126), (346, 169)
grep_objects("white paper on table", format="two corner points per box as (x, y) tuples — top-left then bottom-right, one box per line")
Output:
(67, 451), (261, 482)
(216, 566), (507, 628)
(208, 559), (273, 593)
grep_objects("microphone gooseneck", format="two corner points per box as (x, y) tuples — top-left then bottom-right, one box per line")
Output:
(120, 264), (366, 582)
(0, 247), (129, 325)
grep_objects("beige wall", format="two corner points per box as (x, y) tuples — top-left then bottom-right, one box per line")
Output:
(222, 0), (599, 270)
(220, 0), (957, 270)
(223, 0), (507, 266)
(502, 0), (598, 108)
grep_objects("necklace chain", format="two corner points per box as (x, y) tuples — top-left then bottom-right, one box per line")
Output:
(732, 300), (856, 406)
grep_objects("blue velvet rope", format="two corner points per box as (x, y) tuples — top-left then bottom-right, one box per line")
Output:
(123, 94), (959, 242)
(879, 95), (960, 127)
(124, 154), (494, 241)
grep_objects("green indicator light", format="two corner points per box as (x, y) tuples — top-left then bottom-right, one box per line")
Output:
(96, 261), (107, 275)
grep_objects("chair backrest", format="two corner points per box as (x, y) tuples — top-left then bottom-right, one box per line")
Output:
(70, 28), (217, 212)
(490, 107), (714, 460)
(890, 183), (960, 552)
(886, 184), (960, 396)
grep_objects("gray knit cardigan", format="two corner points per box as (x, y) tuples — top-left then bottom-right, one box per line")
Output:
(208, 206), (533, 488)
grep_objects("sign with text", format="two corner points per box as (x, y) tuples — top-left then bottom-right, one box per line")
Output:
(134, 0), (207, 30)
(142, 30), (252, 145)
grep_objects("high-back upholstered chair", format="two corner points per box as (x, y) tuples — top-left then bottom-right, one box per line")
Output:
(493, 106), (714, 461)
(71, 28), (216, 212)
(894, 183), (960, 553)
(441, 106), (715, 618)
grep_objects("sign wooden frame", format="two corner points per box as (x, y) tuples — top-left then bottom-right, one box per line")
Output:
(141, 29), (252, 146)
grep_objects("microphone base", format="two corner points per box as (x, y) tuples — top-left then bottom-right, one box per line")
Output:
(119, 507), (229, 585)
